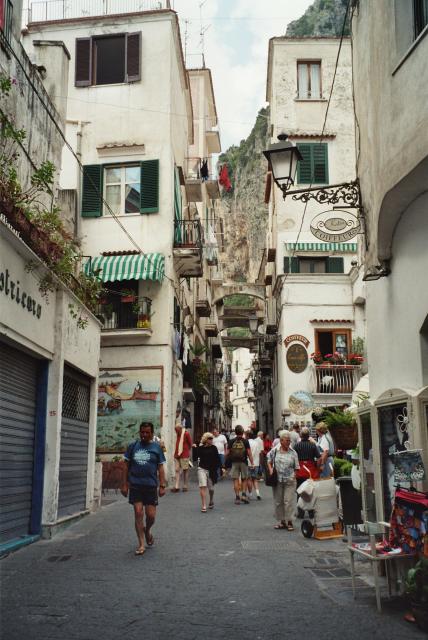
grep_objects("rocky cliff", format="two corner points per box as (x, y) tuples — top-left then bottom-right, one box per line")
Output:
(286, 0), (350, 37)
(217, 0), (350, 284)
(217, 107), (269, 282)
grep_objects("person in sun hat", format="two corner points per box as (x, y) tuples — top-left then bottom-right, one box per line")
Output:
(194, 432), (222, 512)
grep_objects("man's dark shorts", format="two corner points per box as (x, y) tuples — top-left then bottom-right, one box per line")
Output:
(129, 485), (158, 506)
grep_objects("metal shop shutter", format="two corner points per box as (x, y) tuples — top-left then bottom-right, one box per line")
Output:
(58, 367), (91, 518)
(0, 342), (37, 543)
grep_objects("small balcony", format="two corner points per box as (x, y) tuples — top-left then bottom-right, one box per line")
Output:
(28, 0), (170, 23)
(313, 364), (362, 399)
(205, 322), (218, 338)
(173, 220), (203, 277)
(195, 299), (211, 317)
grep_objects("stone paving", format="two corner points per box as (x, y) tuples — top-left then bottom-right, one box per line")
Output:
(0, 476), (420, 640)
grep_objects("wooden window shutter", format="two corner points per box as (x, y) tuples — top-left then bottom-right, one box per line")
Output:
(82, 165), (103, 217)
(326, 257), (344, 273)
(75, 38), (92, 87)
(126, 32), (141, 83)
(297, 144), (312, 184)
(140, 160), (159, 213)
(174, 166), (182, 221)
(283, 257), (299, 273)
(313, 143), (328, 183)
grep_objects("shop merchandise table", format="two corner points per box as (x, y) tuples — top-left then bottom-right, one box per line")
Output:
(347, 523), (415, 612)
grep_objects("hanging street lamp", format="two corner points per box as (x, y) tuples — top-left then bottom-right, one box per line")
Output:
(263, 133), (303, 196)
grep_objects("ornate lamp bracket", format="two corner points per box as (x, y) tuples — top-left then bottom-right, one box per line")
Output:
(288, 180), (361, 208)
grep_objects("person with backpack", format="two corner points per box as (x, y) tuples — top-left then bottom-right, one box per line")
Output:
(121, 421), (166, 556)
(228, 425), (254, 504)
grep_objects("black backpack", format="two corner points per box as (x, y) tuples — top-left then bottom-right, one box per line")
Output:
(228, 438), (247, 462)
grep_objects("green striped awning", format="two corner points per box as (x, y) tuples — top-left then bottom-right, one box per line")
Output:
(85, 253), (165, 283)
(285, 242), (357, 252)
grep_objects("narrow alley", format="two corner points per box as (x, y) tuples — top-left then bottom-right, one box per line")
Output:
(0, 478), (418, 640)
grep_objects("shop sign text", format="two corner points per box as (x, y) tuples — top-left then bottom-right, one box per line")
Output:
(0, 268), (42, 319)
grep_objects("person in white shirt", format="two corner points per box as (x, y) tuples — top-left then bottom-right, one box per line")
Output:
(212, 428), (228, 476)
(246, 429), (264, 500)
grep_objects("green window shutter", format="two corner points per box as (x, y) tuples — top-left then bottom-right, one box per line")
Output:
(284, 257), (300, 273)
(140, 159), (159, 213)
(291, 257), (300, 273)
(174, 166), (182, 222)
(313, 143), (328, 183)
(82, 165), (103, 217)
(297, 144), (312, 184)
(326, 257), (344, 273)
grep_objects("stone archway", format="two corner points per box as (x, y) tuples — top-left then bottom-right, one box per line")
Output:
(212, 282), (266, 306)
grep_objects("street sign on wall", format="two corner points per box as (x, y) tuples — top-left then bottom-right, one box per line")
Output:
(310, 209), (361, 242)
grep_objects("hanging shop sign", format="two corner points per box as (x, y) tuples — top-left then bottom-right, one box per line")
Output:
(288, 391), (314, 416)
(0, 267), (42, 319)
(284, 334), (310, 349)
(310, 209), (361, 242)
(286, 344), (308, 374)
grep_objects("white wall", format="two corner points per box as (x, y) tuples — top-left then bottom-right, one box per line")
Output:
(365, 192), (428, 398)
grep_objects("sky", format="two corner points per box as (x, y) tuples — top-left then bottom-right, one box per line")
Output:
(172, 0), (313, 152)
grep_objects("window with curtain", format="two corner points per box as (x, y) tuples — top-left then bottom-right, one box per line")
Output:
(104, 165), (141, 215)
(297, 61), (321, 99)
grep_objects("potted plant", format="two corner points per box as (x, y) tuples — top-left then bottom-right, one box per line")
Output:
(324, 408), (358, 449)
(311, 351), (324, 365)
(404, 557), (428, 632)
(120, 288), (137, 303)
(347, 353), (364, 365)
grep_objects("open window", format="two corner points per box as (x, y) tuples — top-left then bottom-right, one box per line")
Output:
(315, 329), (351, 358)
(75, 32), (141, 87)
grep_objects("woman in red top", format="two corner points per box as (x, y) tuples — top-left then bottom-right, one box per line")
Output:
(263, 432), (272, 455)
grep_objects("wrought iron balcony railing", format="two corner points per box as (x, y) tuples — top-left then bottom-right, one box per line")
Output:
(174, 219), (202, 248)
(28, 0), (170, 22)
(313, 364), (362, 394)
(95, 300), (152, 331)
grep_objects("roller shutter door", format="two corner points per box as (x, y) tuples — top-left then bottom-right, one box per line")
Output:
(0, 342), (37, 543)
(58, 367), (91, 518)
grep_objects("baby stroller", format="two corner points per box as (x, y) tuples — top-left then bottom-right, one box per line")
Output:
(297, 464), (342, 539)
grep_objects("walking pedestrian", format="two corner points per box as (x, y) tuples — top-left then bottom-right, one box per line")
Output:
(121, 421), (166, 556)
(267, 430), (299, 530)
(172, 420), (192, 492)
(247, 430), (264, 500)
(316, 422), (335, 478)
(212, 427), (228, 474)
(195, 432), (222, 512)
(294, 426), (321, 518)
(262, 431), (273, 455)
(228, 425), (254, 504)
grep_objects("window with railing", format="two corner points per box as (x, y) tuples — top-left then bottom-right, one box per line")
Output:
(95, 281), (152, 330)
(174, 219), (202, 248)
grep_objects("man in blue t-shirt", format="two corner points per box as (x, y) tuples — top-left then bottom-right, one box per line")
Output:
(121, 421), (166, 556)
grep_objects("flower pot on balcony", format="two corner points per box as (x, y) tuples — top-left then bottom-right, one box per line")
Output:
(121, 295), (136, 303)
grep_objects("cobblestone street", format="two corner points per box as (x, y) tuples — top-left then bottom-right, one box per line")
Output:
(0, 477), (419, 640)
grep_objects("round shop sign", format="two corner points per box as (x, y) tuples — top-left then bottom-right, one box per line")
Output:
(288, 391), (314, 416)
(310, 209), (361, 242)
(286, 343), (308, 374)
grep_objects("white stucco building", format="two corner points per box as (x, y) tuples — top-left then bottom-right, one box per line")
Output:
(352, 1), (428, 522)
(230, 348), (256, 430)
(23, 1), (223, 480)
(264, 37), (366, 430)
(1, 0), (101, 552)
